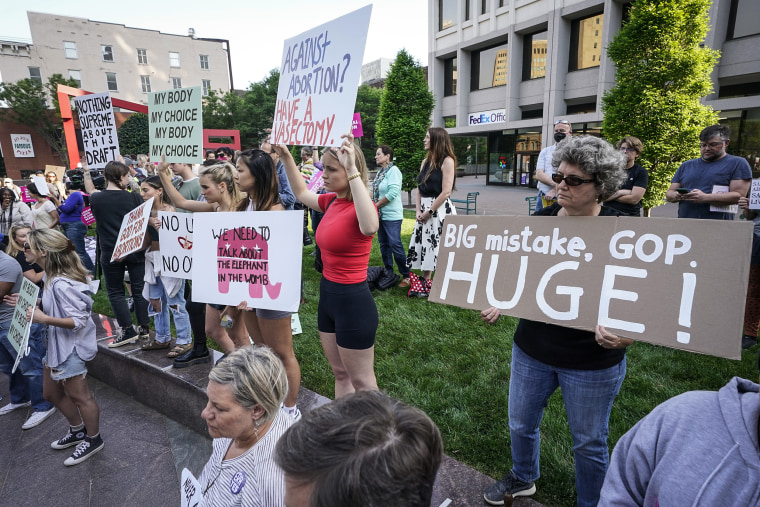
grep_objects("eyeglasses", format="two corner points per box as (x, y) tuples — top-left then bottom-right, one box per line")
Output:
(554, 120), (570, 125)
(699, 141), (725, 149)
(23, 243), (31, 251)
(552, 173), (595, 186)
(619, 147), (637, 153)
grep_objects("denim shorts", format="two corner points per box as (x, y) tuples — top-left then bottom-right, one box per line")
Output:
(45, 349), (88, 382)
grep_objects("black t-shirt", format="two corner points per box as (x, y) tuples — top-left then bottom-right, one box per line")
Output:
(417, 161), (443, 198)
(516, 203), (626, 370)
(603, 163), (649, 216)
(89, 190), (143, 252)
(14, 251), (43, 289)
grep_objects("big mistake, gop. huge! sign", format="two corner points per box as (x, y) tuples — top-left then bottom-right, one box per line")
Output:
(430, 215), (753, 359)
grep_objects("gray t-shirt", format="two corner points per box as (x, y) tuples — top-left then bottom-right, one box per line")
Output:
(0, 251), (23, 323)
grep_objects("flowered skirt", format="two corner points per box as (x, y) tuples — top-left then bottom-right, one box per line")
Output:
(407, 197), (456, 272)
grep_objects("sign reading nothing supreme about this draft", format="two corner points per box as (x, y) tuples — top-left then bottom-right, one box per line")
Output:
(111, 198), (153, 262)
(429, 215), (753, 360)
(192, 211), (303, 312)
(149, 86), (203, 164)
(74, 92), (120, 170)
(271, 5), (372, 147)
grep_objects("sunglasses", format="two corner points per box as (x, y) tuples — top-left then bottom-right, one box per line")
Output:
(552, 173), (595, 186)
(554, 120), (570, 125)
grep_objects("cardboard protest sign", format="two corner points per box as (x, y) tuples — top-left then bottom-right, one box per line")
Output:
(750, 179), (760, 210)
(149, 87), (203, 163)
(81, 206), (95, 226)
(192, 211), (302, 311)
(271, 5), (372, 147)
(352, 113), (364, 138)
(180, 468), (201, 507)
(158, 211), (193, 279)
(110, 198), (153, 262)
(429, 215), (753, 359)
(11, 134), (34, 157)
(74, 92), (120, 170)
(45, 165), (66, 181)
(9, 279), (40, 373)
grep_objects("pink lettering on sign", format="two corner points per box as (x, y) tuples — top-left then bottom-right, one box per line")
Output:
(352, 112), (363, 138)
(216, 227), (281, 299)
(81, 207), (95, 226)
(20, 187), (35, 203)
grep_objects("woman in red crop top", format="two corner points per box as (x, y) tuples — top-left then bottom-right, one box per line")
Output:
(275, 133), (379, 398)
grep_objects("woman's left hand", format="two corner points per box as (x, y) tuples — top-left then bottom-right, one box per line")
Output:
(417, 209), (432, 223)
(337, 133), (357, 175)
(26, 305), (47, 324)
(595, 325), (634, 349)
(149, 216), (161, 230)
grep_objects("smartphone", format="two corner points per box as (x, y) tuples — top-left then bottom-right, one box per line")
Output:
(676, 188), (691, 194)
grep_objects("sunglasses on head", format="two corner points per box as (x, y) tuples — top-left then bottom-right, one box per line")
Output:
(552, 173), (595, 186)
(554, 120), (570, 125)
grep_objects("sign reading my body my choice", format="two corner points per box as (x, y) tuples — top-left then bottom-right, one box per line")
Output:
(430, 215), (753, 360)
(271, 5), (372, 147)
(75, 92), (120, 169)
(149, 86), (203, 164)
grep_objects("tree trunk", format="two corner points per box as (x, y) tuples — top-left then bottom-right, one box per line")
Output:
(643, 207), (651, 217)
(407, 190), (412, 206)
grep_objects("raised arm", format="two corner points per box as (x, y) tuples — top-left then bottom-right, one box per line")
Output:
(157, 156), (215, 213)
(273, 145), (321, 211)
(337, 133), (378, 236)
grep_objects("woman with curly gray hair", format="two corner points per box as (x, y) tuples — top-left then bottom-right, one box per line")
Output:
(481, 135), (632, 507)
(197, 346), (292, 506)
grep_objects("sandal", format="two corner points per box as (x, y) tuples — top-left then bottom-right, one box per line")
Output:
(398, 277), (410, 288)
(141, 339), (170, 351)
(167, 344), (192, 358)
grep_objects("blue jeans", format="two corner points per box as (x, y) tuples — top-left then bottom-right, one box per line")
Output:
(60, 221), (95, 273)
(535, 191), (546, 212)
(508, 343), (626, 507)
(0, 322), (53, 411)
(148, 278), (191, 345)
(377, 219), (409, 277)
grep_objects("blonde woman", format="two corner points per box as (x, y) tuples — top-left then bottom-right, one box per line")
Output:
(5, 225), (44, 286)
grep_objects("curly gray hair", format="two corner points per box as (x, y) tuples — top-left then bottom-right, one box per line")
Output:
(551, 136), (626, 201)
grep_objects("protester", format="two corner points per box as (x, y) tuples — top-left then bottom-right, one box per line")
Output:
(134, 154), (150, 179)
(158, 158), (247, 352)
(275, 390), (443, 507)
(2, 178), (21, 201)
(666, 124), (752, 219)
(373, 144), (410, 288)
(0, 187), (32, 237)
(166, 162), (202, 212)
(277, 134), (379, 397)
(198, 346), (292, 506)
(215, 147), (234, 162)
(407, 127), (457, 297)
(48, 189), (94, 273)
(139, 176), (192, 357)
(233, 149), (302, 419)
(260, 138), (296, 211)
(481, 136), (629, 507)
(598, 376), (759, 506)
(204, 150), (216, 161)
(24, 229), (103, 466)
(603, 136), (649, 216)
(26, 182), (59, 230)
(534, 120), (573, 211)
(88, 161), (150, 347)
(5, 226), (43, 287)
(0, 247), (54, 431)
(46, 171), (67, 201)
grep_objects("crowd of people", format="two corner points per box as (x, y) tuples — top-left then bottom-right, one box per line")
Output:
(0, 124), (757, 506)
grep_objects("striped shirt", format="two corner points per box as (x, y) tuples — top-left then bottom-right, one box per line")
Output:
(198, 411), (293, 507)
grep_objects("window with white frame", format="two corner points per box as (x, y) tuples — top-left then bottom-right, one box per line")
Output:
(106, 72), (118, 91)
(141, 75), (151, 93)
(137, 49), (148, 65)
(63, 41), (78, 59)
(102, 45), (114, 62)
(200, 54), (209, 70)
(169, 52), (180, 67)
(202, 79), (211, 96)
(28, 67), (42, 84)
(172, 77), (182, 89)
(68, 70), (81, 88)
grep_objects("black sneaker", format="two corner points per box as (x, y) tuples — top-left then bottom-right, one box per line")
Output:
(742, 334), (758, 349)
(483, 471), (536, 505)
(138, 325), (151, 340)
(64, 434), (104, 466)
(51, 426), (87, 450)
(107, 326), (139, 348)
(173, 348), (210, 369)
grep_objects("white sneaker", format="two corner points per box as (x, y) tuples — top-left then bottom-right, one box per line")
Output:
(0, 401), (31, 415)
(281, 405), (302, 421)
(22, 407), (56, 429)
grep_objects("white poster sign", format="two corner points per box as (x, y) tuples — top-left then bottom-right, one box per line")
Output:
(271, 5), (372, 147)
(31, 176), (48, 195)
(111, 198), (153, 261)
(149, 87), (203, 163)
(74, 92), (120, 170)
(158, 211), (193, 279)
(11, 134), (34, 158)
(749, 179), (760, 210)
(192, 211), (302, 311)
(9, 279), (40, 373)
(180, 468), (201, 507)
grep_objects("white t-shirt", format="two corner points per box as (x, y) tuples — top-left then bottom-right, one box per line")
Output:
(32, 200), (56, 229)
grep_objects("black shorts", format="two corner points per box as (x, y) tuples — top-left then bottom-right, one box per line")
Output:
(318, 277), (378, 350)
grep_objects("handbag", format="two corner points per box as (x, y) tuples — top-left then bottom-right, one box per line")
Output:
(314, 196), (337, 273)
(407, 272), (431, 298)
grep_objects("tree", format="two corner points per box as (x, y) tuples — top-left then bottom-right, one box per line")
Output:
(117, 113), (149, 155)
(376, 50), (435, 204)
(602, 0), (719, 214)
(354, 84), (384, 168)
(0, 74), (79, 167)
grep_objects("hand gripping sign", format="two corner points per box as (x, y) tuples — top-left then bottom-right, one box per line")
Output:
(9, 279), (40, 373)
(111, 198), (153, 262)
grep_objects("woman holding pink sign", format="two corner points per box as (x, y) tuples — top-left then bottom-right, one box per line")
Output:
(50, 189), (94, 273)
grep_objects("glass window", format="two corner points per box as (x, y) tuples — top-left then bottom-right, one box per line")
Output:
(728, 0), (760, 39)
(28, 67), (42, 84)
(569, 13), (604, 71)
(471, 42), (508, 90)
(169, 52), (181, 68)
(481, 0), (488, 15)
(102, 45), (114, 62)
(200, 54), (209, 70)
(465, 0), (471, 21)
(439, 0), (456, 30)
(202, 79), (211, 96)
(137, 49), (148, 65)
(63, 41), (77, 59)
(522, 30), (548, 80)
(172, 77), (182, 89)
(68, 70), (81, 88)
(444, 57), (457, 96)
(444, 116), (456, 128)
(141, 75), (151, 93)
(105, 72), (118, 92)
(499, 0), (504, 6)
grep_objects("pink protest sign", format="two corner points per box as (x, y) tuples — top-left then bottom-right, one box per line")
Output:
(352, 113), (364, 138)
(20, 187), (35, 203)
(81, 206), (95, 226)
(307, 170), (325, 193)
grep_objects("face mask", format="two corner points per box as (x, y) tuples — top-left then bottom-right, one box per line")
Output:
(554, 132), (567, 143)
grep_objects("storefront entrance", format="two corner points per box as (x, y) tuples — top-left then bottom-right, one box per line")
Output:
(486, 128), (541, 186)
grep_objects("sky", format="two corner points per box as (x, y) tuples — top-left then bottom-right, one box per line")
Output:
(0, 1), (429, 88)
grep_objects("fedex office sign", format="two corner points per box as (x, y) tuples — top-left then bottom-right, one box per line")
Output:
(468, 109), (506, 126)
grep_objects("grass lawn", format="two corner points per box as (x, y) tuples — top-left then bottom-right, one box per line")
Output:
(91, 209), (759, 506)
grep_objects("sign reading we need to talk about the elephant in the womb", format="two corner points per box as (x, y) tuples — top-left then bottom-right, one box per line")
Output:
(191, 211), (303, 312)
